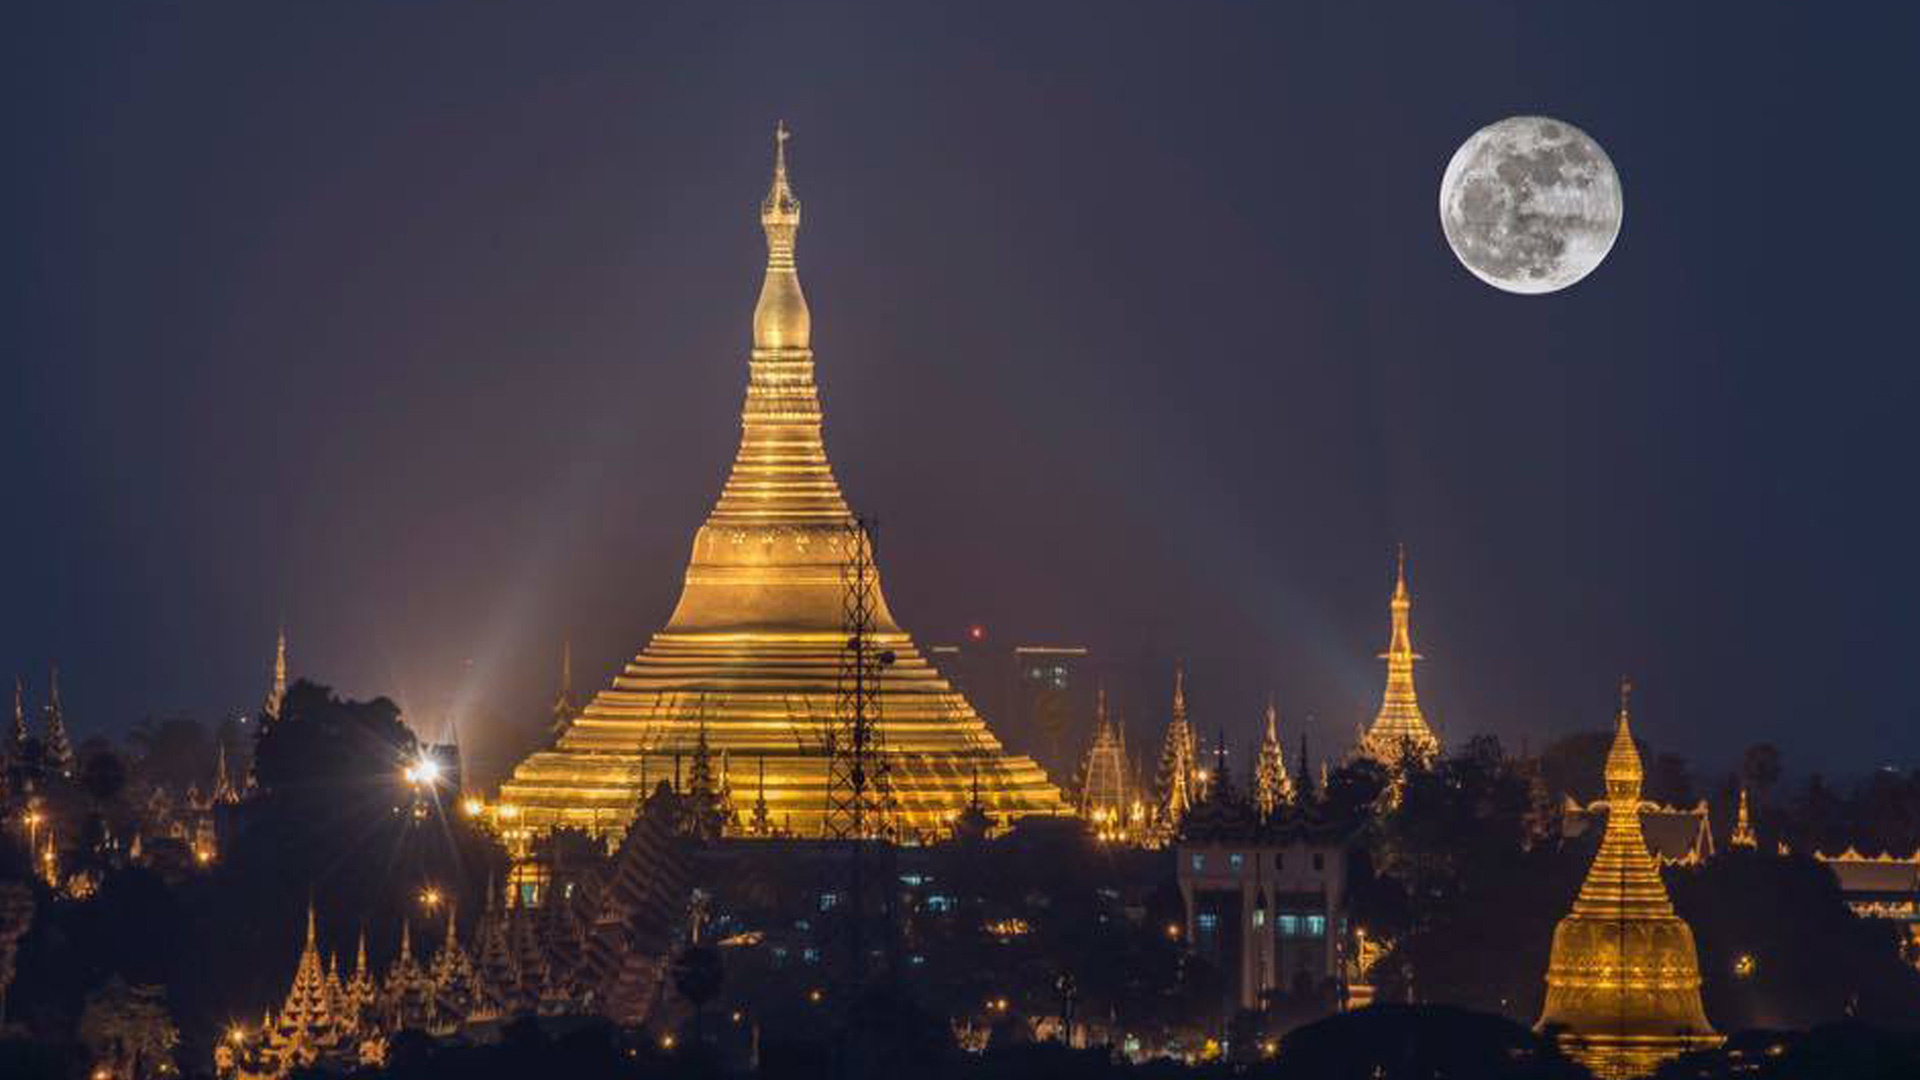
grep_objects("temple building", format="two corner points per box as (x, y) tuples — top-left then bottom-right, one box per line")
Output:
(1536, 681), (1720, 1079)
(492, 127), (1063, 845)
(1175, 748), (1350, 1012)
(1353, 549), (1440, 766)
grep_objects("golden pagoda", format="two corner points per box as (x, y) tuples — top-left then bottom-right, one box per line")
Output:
(1252, 696), (1292, 819)
(1536, 680), (1720, 1079)
(1729, 787), (1757, 850)
(1354, 547), (1440, 765)
(494, 126), (1064, 843)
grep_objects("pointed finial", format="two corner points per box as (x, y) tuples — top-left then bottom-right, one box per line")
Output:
(561, 638), (572, 695)
(753, 121), (809, 349)
(1172, 661), (1187, 722)
(306, 898), (318, 949)
(1265, 695), (1279, 742)
(1604, 675), (1643, 796)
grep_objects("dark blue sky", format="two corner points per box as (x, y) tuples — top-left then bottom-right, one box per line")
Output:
(4, 2), (1915, 781)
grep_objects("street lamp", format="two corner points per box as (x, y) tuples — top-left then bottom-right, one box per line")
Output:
(420, 886), (443, 911)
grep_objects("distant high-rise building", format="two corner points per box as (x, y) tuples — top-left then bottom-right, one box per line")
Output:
(1354, 548), (1440, 766)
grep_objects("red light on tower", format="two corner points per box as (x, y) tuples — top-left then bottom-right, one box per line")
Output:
(968, 624), (985, 642)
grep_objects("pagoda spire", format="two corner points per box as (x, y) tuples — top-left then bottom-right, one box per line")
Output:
(1076, 685), (1130, 830)
(1154, 662), (1199, 828)
(1730, 786), (1757, 850)
(10, 675), (25, 751)
(1253, 695), (1293, 818)
(1356, 546), (1439, 767)
(551, 638), (579, 736)
(265, 626), (288, 722)
(1536, 678), (1719, 1077)
(42, 664), (75, 778)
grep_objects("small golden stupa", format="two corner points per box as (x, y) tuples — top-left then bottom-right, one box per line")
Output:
(1536, 680), (1721, 1079)
(493, 126), (1064, 842)
(1354, 547), (1440, 765)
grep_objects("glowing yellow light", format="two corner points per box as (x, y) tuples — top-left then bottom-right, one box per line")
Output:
(1733, 953), (1756, 979)
(404, 756), (443, 786)
(462, 797), (484, 817)
(420, 887), (443, 909)
(730, 1011), (743, 1024)
(1165, 923), (1181, 939)
(807, 988), (824, 1004)
(497, 803), (520, 820)
(23, 811), (40, 827)
(659, 1033), (676, 1050)
(228, 1026), (247, 1046)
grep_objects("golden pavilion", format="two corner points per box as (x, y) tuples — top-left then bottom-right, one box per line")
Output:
(492, 126), (1064, 844)
(1536, 680), (1720, 1079)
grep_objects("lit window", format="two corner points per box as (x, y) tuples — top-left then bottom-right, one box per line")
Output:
(1196, 913), (1218, 931)
(1277, 915), (1300, 937)
(1191, 854), (1205, 872)
(927, 895), (954, 913)
(802, 947), (820, 963)
(818, 893), (839, 911)
(1229, 853), (1244, 870)
(1252, 909), (1265, 927)
(1306, 915), (1327, 937)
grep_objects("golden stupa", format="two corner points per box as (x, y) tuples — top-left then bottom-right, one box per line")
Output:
(1354, 547), (1440, 765)
(1536, 680), (1721, 1079)
(494, 126), (1065, 843)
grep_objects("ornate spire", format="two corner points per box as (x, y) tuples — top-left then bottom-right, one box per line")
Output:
(1253, 695), (1293, 819)
(42, 664), (75, 778)
(266, 626), (288, 722)
(211, 740), (240, 804)
(1537, 678), (1719, 1077)
(1730, 786), (1757, 850)
(1077, 685), (1130, 833)
(753, 120), (809, 351)
(551, 638), (579, 736)
(10, 675), (25, 750)
(1154, 663), (1199, 828)
(1356, 546), (1440, 766)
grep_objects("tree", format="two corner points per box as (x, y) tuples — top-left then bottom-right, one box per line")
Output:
(76, 975), (178, 1079)
(128, 718), (212, 794)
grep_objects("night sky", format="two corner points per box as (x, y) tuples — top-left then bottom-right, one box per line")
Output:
(5, 3), (1916, 781)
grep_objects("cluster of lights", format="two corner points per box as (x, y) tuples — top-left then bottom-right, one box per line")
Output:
(402, 756), (443, 786)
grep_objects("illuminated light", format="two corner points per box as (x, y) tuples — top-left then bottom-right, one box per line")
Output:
(497, 803), (520, 820)
(1166, 923), (1181, 939)
(659, 1034), (676, 1050)
(228, 1026), (247, 1046)
(23, 811), (40, 827)
(1733, 953), (1757, 979)
(462, 797), (484, 817)
(807, 988), (824, 1004)
(968, 624), (985, 641)
(730, 1011), (743, 1024)
(1261, 1040), (1278, 1058)
(404, 756), (443, 786)
(420, 887), (443, 910)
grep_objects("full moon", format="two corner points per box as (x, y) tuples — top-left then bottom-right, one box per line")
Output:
(1440, 116), (1622, 294)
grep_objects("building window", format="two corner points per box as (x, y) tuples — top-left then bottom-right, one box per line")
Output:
(1229, 853), (1244, 870)
(927, 895), (954, 913)
(1196, 913), (1218, 931)
(1306, 915), (1327, 937)
(818, 892), (839, 911)
(802, 947), (821, 963)
(1312, 852), (1325, 871)
(1252, 909), (1265, 927)
(1277, 914), (1300, 937)
(1191, 853), (1205, 872)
